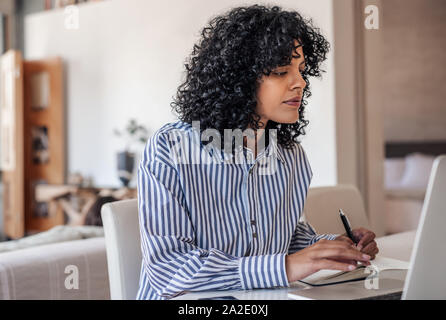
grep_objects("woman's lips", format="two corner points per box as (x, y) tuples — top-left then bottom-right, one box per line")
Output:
(284, 101), (301, 107)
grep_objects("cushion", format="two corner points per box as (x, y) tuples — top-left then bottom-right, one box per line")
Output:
(399, 153), (435, 190)
(0, 225), (104, 253)
(384, 158), (406, 189)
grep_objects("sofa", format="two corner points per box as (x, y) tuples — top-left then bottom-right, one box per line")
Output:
(383, 152), (436, 234)
(0, 227), (110, 300)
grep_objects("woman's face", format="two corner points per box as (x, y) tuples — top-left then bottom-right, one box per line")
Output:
(255, 40), (307, 127)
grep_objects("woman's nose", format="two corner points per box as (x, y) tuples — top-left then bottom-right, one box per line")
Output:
(291, 73), (306, 90)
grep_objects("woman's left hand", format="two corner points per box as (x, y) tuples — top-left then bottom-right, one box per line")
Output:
(335, 227), (379, 260)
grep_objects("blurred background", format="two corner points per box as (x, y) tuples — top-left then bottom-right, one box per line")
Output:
(0, 0), (444, 242)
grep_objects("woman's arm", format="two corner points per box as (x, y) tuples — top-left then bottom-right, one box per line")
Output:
(288, 143), (339, 254)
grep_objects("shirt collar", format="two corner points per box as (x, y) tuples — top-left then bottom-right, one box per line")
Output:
(265, 135), (286, 164)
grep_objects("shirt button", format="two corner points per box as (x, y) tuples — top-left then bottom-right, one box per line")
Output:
(252, 232), (257, 238)
(251, 220), (256, 226)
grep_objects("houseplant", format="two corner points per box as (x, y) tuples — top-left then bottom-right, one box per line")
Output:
(113, 119), (150, 187)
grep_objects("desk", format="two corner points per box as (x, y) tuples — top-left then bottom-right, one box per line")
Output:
(173, 231), (416, 300)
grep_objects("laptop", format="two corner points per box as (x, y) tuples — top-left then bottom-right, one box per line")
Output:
(402, 155), (446, 299)
(288, 155), (446, 300)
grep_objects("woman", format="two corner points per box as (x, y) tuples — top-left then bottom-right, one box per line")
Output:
(137, 4), (378, 300)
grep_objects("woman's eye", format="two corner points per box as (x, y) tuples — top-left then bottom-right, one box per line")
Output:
(273, 71), (287, 76)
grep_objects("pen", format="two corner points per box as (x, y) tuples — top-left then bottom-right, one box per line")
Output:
(339, 209), (356, 244)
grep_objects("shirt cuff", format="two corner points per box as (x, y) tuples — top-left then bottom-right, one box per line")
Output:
(238, 253), (289, 290)
(309, 233), (340, 245)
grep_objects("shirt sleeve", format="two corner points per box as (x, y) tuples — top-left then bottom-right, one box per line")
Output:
(288, 219), (339, 254)
(287, 143), (339, 255)
(138, 132), (288, 299)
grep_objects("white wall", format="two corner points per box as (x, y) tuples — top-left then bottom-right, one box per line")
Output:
(25, 0), (336, 188)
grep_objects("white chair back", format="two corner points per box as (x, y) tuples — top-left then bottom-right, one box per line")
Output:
(304, 185), (370, 235)
(101, 199), (141, 300)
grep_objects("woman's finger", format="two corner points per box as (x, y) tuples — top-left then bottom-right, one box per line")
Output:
(365, 247), (379, 260)
(356, 231), (376, 251)
(336, 235), (354, 245)
(313, 239), (357, 250)
(332, 258), (370, 267)
(361, 241), (377, 255)
(352, 228), (367, 242)
(314, 247), (371, 263)
(314, 258), (357, 272)
(370, 247), (379, 259)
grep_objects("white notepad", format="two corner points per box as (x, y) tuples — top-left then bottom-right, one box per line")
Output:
(297, 256), (410, 286)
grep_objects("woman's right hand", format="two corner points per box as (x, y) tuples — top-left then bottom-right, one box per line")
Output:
(285, 239), (372, 283)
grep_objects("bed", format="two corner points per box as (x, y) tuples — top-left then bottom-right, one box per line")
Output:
(384, 141), (446, 235)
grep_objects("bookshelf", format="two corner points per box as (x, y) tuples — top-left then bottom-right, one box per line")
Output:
(1, 50), (65, 239)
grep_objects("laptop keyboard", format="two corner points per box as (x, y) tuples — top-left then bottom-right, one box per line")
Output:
(359, 291), (402, 300)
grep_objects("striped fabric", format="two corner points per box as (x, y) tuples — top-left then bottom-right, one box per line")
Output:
(136, 121), (338, 300)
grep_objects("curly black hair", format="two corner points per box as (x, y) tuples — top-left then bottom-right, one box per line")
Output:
(170, 4), (330, 149)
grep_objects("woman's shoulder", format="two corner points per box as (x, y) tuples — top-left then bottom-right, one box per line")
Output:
(277, 139), (306, 157)
(148, 120), (194, 144)
(154, 120), (193, 136)
(277, 140), (311, 170)
(141, 120), (196, 165)
(292, 141), (313, 177)
(293, 141), (310, 161)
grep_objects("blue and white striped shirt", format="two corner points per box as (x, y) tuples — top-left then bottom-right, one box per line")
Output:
(136, 120), (337, 300)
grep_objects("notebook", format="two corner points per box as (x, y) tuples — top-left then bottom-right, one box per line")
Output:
(297, 256), (409, 286)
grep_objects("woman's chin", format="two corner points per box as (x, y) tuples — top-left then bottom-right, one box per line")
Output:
(275, 116), (299, 124)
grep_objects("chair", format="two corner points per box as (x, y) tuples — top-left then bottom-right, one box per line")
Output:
(303, 184), (371, 235)
(101, 199), (141, 300)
